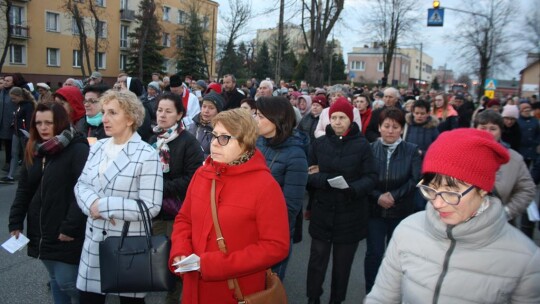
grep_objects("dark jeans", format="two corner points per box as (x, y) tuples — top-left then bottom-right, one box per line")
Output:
(364, 217), (403, 294)
(1, 138), (12, 165)
(80, 291), (145, 304)
(306, 238), (359, 302)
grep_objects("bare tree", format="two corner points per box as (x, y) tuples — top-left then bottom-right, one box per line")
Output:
(275, 0), (285, 82)
(87, 1), (108, 72)
(64, 0), (92, 78)
(0, 0), (13, 74)
(452, 0), (518, 97)
(522, 9), (540, 54)
(365, 0), (419, 87)
(300, 0), (344, 86)
(218, 0), (252, 77)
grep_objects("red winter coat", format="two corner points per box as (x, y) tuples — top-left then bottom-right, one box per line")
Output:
(169, 150), (290, 304)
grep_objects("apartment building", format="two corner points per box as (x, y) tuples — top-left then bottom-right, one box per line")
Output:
(347, 46), (411, 87)
(1, 0), (218, 88)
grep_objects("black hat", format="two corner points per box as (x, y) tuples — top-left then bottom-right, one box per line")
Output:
(169, 74), (183, 88)
(203, 92), (224, 112)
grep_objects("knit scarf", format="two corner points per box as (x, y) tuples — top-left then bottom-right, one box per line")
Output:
(35, 127), (76, 157)
(381, 137), (402, 161)
(152, 123), (181, 173)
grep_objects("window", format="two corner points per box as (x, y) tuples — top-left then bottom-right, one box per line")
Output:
(120, 25), (129, 48)
(97, 52), (106, 69)
(163, 6), (170, 21)
(162, 33), (171, 47)
(73, 50), (81, 67)
(47, 48), (60, 66)
(350, 61), (365, 71)
(177, 10), (186, 24)
(9, 44), (25, 64)
(9, 6), (24, 26)
(378, 62), (384, 72)
(97, 21), (107, 38)
(72, 17), (81, 35)
(121, 0), (128, 10)
(176, 36), (184, 48)
(119, 54), (127, 70)
(201, 16), (209, 30)
(46, 12), (60, 32)
(95, 0), (105, 7)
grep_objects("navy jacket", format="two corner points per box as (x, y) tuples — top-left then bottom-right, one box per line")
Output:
(517, 115), (540, 162)
(256, 129), (309, 233)
(404, 113), (439, 158)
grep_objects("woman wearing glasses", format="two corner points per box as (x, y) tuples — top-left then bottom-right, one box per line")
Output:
(169, 109), (290, 304)
(76, 84), (110, 142)
(366, 128), (540, 303)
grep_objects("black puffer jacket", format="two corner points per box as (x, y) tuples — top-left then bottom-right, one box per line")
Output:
(297, 113), (320, 145)
(9, 134), (89, 264)
(308, 123), (377, 243)
(369, 139), (421, 219)
(149, 129), (204, 220)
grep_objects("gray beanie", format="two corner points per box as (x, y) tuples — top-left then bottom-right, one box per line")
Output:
(203, 92), (224, 112)
(148, 81), (161, 92)
(196, 80), (207, 91)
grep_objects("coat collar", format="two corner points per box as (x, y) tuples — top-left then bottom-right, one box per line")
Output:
(100, 132), (142, 186)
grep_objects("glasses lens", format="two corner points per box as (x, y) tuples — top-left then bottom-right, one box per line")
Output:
(84, 99), (98, 104)
(216, 135), (230, 146)
(418, 185), (437, 200)
(440, 192), (461, 205)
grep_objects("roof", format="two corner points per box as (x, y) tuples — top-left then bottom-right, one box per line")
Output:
(520, 59), (540, 74)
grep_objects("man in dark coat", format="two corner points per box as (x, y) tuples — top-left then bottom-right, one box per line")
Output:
(221, 74), (245, 110)
(454, 93), (475, 128)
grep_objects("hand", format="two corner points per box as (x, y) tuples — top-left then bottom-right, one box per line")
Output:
(308, 165), (319, 174)
(58, 233), (74, 242)
(378, 193), (395, 209)
(90, 199), (103, 220)
(172, 255), (187, 272)
(10, 230), (21, 239)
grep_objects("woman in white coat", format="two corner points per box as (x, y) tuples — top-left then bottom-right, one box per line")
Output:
(75, 90), (163, 304)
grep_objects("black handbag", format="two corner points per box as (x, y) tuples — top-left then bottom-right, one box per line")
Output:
(99, 199), (176, 293)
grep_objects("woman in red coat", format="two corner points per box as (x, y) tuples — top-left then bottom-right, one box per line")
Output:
(169, 108), (290, 304)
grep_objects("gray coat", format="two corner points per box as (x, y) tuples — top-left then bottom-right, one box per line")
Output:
(75, 133), (163, 297)
(366, 197), (540, 304)
(495, 148), (536, 220)
(0, 88), (17, 139)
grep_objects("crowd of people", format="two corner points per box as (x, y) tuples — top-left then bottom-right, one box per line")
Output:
(1, 70), (539, 304)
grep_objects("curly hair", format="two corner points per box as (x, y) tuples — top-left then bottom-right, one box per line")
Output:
(100, 90), (145, 131)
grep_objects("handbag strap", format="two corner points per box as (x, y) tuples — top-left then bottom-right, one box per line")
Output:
(119, 199), (153, 250)
(210, 179), (245, 302)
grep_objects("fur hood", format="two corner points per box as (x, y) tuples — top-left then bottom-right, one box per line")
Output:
(406, 113), (439, 129)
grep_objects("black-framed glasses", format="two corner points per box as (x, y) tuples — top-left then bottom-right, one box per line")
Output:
(205, 130), (237, 146)
(84, 98), (100, 104)
(416, 182), (475, 206)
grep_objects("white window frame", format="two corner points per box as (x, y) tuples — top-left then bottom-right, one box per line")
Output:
(176, 35), (184, 48)
(47, 48), (60, 66)
(162, 33), (171, 47)
(72, 17), (81, 35)
(163, 6), (170, 21)
(120, 25), (129, 48)
(97, 52), (106, 69)
(351, 60), (365, 71)
(177, 10), (186, 24)
(96, 21), (107, 38)
(73, 50), (81, 67)
(10, 6), (24, 26)
(119, 54), (127, 70)
(46, 12), (60, 32)
(378, 62), (384, 72)
(95, 0), (106, 7)
(9, 44), (26, 64)
(121, 0), (128, 10)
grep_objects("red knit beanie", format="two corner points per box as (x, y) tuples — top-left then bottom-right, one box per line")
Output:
(329, 97), (353, 122)
(422, 128), (509, 191)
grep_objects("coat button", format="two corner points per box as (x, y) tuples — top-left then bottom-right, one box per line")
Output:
(102, 230), (107, 235)
(89, 228), (93, 232)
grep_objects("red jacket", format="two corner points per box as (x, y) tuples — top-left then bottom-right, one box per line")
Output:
(169, 150), (290, 304)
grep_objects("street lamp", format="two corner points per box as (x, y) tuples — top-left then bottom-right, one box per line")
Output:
(433, 1), (440, 9)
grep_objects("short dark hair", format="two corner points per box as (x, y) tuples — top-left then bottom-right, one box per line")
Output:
(473, 109), (503, 130)
(156, 92), (185, 116)
(379, 107), (405, 128)
(255, 96), (296, 147)
(240, 98), (256, 110)
(412, 99), (431, 112)
(83, 84), (110, 96)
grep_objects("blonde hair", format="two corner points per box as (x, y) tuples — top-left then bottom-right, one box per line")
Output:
(212, 108), (258, 152)
(10, 87), (37, 107)
(100, 90), (145, 131)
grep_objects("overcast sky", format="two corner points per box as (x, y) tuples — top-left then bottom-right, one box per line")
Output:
(216, 0), (536, 81)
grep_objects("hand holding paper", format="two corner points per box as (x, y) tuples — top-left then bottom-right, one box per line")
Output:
(327, 176), (349, 189)
(172, 253), (200, 273)
(2, 233), (30, 254)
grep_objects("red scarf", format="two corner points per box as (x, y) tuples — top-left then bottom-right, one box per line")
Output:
(182, 86), (190, 110)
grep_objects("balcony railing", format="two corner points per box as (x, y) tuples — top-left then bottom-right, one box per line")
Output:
(120, 9), (135, 22)
(10, 25), (30, 39)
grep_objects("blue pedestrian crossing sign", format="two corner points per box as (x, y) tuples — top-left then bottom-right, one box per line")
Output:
(484, 79), (497, 90)
(427, 8), (444, 26)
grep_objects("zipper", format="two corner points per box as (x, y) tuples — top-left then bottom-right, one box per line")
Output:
(37, 157), (47, 259)
(432, 225), (456, 304)
(382, 147), (390, 217)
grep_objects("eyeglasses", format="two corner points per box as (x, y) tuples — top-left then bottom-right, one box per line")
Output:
(206, 130), (237, 146)
(84, 98), (100, 104)
(416, 182), (475, 205)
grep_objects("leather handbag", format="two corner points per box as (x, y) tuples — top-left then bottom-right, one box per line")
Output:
(99, 199), (176, 293)
(210, 179), (287, 304)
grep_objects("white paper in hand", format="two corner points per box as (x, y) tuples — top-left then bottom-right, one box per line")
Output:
(173, 253), (200, 273)
(527, 201), (540, 222)
(2, 234), (30, 254)
(327, 176), (349, 189)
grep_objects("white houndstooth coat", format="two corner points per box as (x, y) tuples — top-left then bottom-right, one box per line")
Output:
(74, 133), (163, 297)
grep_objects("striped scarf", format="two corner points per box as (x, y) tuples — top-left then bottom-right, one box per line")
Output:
(35, 127), (76, 157)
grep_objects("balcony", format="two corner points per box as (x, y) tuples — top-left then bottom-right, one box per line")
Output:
(120, 9), (135, 22)
(10, 25), (30, 39)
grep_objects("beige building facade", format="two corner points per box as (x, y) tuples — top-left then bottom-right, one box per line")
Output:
(1, 0), (218, 88)
(519, 53), (540, 97)
(347, 47), (411, 87)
